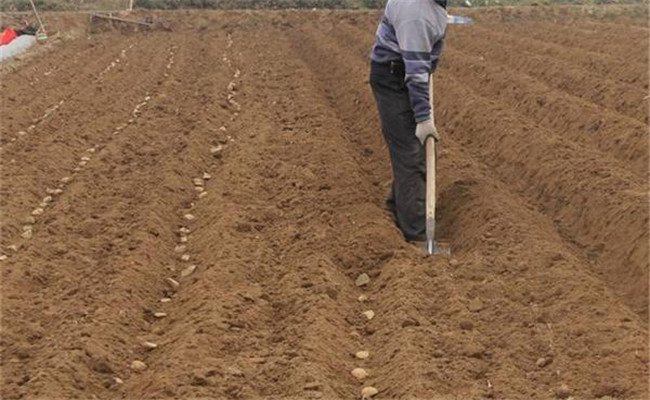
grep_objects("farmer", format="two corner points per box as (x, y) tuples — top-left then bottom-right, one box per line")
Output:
(369, 0), (447, 243)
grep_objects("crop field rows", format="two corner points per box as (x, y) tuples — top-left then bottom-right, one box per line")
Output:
(1, 7), (648, 400)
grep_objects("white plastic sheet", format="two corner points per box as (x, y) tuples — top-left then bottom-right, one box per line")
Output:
(0, 35), (37, 62)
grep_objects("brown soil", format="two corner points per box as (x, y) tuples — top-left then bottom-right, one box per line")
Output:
(1, 7), (648, 400)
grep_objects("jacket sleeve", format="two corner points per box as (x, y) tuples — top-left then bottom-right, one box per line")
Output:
(395, 19), (445, 123)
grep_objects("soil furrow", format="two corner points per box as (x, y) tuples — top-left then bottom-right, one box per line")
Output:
(0, 33), (173, 251)
(438, 72), (649, 318)
(1, 9), (648, 400)
(329, 20), (648, 179)
(453, 22), (647, 88)
(0, 33), (140, 142)
(498, 21), (649, 64)
(442, 47), (648, 177)
(450, 25), (648, 123)
(316, 16), (649, 319)
(285, 14), (649, 398)
(0, 33), (192, 399)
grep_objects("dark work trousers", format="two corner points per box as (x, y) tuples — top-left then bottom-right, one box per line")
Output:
(369, 60), (426, 242)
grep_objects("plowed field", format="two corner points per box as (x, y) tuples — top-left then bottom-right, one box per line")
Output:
(1, 7), (648, 400)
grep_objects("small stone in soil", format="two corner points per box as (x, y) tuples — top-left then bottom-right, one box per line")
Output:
(355, 351), (369, 359)
(130, 360), (147, 371)
(361, 386), (378, 399)
(432, 349), (444, 358)
(174, 245), (186, 253)
(358, 294), (368, 302)
(160, 298), (172, 303)
(181, 264), (197, 278)
(113, 377), (124, 384)
(537, 357), (552, 368)
(192, 178), (204, 187)
(180, 235), (188, 243)
(60, 176), (72, 184)
(355, 273), (370, 287)
(153, 312), (167, 318)
(142, 341), (157, 350)
(165, 278), (180, 289)
(21, 229), (33, 239)
(363, 310), (375, 320)
(184, 214), (195, 221)
(31, 208), (44, 216)
(351, 368), (368, 380)
(203, 172), (212, 180)
(181, 254), (190, 261)
(179, 227), (190, 234)
(198, 191), (208, 198)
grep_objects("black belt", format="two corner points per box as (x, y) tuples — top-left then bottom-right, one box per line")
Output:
(389, 60), (405, 76)
(371, 60), (405, 76)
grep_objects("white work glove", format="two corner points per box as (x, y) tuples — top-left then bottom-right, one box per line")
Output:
(415, 118), (440, 146)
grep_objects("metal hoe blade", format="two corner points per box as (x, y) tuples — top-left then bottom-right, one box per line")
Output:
(426, 216), (437, 255)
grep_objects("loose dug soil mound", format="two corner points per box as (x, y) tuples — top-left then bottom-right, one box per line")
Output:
(1, 7), (648, 400)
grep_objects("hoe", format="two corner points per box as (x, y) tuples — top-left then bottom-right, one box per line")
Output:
(425, 79), (450, 256)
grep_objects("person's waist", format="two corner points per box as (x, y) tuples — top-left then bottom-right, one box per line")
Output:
(371, 59), (405, 75)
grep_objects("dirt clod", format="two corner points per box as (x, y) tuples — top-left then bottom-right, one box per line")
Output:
(304, 382), (321, 391)
(468, 298), (484, 312)
(226, 367), (244, 377)
(460, 320), (474, 330)
(556, 384), (571, 399)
